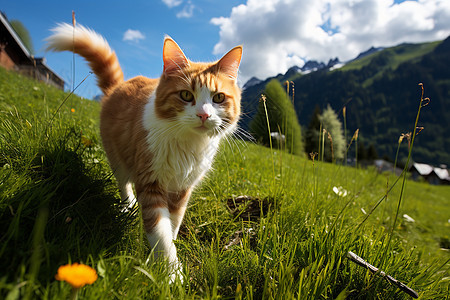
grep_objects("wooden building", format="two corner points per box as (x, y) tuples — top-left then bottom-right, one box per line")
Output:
(410, 162), (450, 185)
(0, 12), (64, 89)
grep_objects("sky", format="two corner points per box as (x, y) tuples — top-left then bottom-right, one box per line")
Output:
(2, 0), (450, 99)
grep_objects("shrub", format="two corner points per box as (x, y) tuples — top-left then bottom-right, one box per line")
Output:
(250, 80), (303, 155)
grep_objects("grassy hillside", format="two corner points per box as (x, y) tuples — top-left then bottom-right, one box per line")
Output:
(340, 41), (441, 72)
(0, 67), (449, 299)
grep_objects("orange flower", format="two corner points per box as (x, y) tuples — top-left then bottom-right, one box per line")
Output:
(71, 108), (75, 113)
(55, 263), (98, 288)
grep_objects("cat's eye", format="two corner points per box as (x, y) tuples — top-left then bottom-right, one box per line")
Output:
(180, 90), (194, 102)
(213, 93), (225, 104)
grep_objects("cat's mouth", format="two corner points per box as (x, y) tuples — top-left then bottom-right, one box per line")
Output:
(195, 124), (214, 133)
(193, 123), (219, 136)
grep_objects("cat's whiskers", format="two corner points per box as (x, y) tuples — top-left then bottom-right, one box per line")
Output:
(173, 71), (192, 87)
(216, 125), (235, 152)
(168, 59), (194, 88)
(46, 23), (243, 284)
(226, 133), (245, 158)
(219, 120), (254, 159)
(212, 121), (245, 159)
(233, 127), (255, 144)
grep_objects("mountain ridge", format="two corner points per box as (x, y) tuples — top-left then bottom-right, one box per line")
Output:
(240, 37), (450, 165)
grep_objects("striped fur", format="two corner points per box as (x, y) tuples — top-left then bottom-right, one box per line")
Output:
(46, 23), (123, 95)
(46, 23), (242, 282)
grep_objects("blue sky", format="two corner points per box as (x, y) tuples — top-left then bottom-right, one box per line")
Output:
(2, 0), (246, 98)
(3, 0), (450, 99)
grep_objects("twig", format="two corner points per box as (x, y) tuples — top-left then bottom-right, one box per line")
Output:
(46, 71), (93, 132)
(347, 251), (418, 298)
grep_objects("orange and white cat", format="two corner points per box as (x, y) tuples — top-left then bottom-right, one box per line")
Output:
(46, 23), (242, 281)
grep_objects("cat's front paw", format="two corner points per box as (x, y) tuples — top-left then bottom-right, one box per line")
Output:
(169, 261), (184, 284)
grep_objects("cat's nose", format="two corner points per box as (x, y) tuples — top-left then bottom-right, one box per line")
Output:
(197, 112), (210, 123)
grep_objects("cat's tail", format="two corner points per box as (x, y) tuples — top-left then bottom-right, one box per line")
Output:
(46, 23), (124, 96)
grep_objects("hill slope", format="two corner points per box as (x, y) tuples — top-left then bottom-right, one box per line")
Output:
(0, 66), (449, 298)
(241, 37), (450, 165)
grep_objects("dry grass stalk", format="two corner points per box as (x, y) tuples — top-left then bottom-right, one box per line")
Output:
(327, 131), (334, 162)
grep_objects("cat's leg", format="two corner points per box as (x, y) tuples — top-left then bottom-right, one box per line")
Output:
(114, 165), (137, 210)
(136, 183), (182, 283)
(146, 207), (181, 282)
(168, 189), (192, 239)
(120, 182), (137, 210)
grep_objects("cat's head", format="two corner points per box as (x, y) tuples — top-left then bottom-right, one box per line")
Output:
(154, 37), (242, 138)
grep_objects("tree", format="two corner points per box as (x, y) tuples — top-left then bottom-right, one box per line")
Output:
(304, 105), (321, 155)
(10, 20), (34, 54)
(319, 105), (345, 162)
(367, 144), (378, 161)
(357, 142), (368, 161)
(250, 79), (303, 155)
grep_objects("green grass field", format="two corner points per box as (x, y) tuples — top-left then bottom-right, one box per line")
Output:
(0, 67), (449, 299)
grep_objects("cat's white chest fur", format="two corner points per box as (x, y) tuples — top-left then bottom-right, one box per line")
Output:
(152, 134), (219, 191)
(143, 95), (220, 191)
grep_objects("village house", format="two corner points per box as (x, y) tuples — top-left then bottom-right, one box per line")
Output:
(374, 159), (403, 176)
(0, 12), (64, 89)
(410, 162), (450, 185)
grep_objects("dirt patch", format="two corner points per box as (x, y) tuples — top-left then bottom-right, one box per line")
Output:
(226, 195), (273, 221)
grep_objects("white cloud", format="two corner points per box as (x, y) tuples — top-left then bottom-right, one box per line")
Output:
(162, 0), (183, 8)
(123, 29), (146, 42)
(211, 0), (450, 84)
(177, 2), (195, 18)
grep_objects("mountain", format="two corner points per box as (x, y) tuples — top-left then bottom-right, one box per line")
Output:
(352, 46), (384, 61)
(243, 76), (263, 89)
(240, 37), (450, 165)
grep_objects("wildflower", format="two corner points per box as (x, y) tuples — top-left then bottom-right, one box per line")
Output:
(332, 186), (348, 197)
(71, 108), (75, 113)
(55, 263), (98, 288)
(403, 214), (415, 223)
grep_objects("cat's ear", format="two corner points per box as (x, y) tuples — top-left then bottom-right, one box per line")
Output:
(163, 36), (189, 76)
(217, 46), (243, 80)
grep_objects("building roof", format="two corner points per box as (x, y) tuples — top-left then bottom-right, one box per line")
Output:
(374, 159), (403, 176)
(0, 12), (65, 86)
(34, 57), (65, 83)
(0, 12), (32, 61)
(411, 162), (433, 176)
(433, 167), (450, 180)
(411, 162), (450, 182)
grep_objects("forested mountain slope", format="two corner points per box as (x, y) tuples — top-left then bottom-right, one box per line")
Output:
(241, 37), (450, 165)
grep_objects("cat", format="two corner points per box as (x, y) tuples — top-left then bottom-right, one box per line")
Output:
(46, 23), (242, 282)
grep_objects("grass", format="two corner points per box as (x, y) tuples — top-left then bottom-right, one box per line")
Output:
(0, 66), (449, 299)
